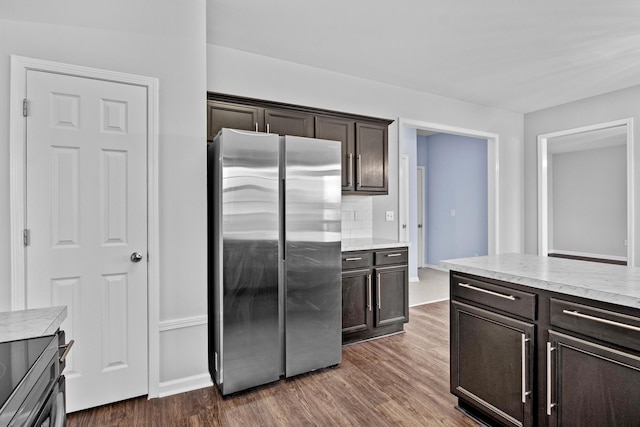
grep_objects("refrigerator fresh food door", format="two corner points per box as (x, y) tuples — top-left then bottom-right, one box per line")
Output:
(215, 128), (281, 395)
(283, 136), (342, 377)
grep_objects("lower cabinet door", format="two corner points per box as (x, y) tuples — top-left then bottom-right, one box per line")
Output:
(451, 301), (534, 427)
(341, 269), (372, 335)
(548, 330), (640, 427)
(375, 265), (408, 327)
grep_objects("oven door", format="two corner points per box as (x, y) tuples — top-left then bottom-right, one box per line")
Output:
(31, 378), (65, 427)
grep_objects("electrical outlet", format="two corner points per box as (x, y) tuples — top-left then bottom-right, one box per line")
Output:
(385, 211), (394, 221)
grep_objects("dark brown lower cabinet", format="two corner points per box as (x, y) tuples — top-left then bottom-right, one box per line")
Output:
(451, 301), (534, 427)
(548, 330), (640, 426)
(342, 248), (408, 344)
(341, 268), (372, 335)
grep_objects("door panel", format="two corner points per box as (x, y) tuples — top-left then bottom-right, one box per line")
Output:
(315, 116), (355, 191)
(25, 70), (148, 411)
(284, 136), (342, 377)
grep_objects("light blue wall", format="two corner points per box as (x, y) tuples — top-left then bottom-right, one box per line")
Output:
(417, 133), (488, 265)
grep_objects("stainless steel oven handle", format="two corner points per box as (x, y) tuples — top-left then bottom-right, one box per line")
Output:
(59, 339), (75, 363)
(458, 282), (516, 301)
(562, 309), (640, 332)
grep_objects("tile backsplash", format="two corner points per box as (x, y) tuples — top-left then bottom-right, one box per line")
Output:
(341, 196), (373, 239)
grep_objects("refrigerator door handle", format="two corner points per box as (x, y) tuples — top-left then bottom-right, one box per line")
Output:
(281, 177), (286, 260)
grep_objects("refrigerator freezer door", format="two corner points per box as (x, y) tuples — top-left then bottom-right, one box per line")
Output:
(283, 136), (342, 377)
(215, 129), (281, 395)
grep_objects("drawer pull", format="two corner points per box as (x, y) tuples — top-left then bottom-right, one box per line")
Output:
(345, 257), (362, 261)
(522, 335), (531, 403)
(367, 274), (372, 312)
(377, 273), (381, 310)
(546, 342), (556, 415)
(458, 283), (516, 301)
(562, 309), (640, 332)
(59, 339), (75, 363)
(386, 253), (402, 257)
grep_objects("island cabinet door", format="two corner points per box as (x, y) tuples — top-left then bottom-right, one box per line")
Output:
(451, 301), (535, 427)
(547, 331), (640, 427)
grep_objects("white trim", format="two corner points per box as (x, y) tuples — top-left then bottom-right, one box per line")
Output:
(398, 118), (500, 256)
(416, 166), (425, 268)
(537, 118), (634, 267)
(409, 297), (449, 308)
(425, 264), (449, 273)
(399, 155), (410, 242)
(159, 315), (208, 332)
(409, 276), (420, 283)
(9, 55), (161, 397)
(157, 373), (213, 398)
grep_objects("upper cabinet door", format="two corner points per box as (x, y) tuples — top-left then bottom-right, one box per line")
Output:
(315, 116), (355, 191)
(264, 108), (314, 137)
(208, 101), (264, 142)
(355, 122), (388, 194)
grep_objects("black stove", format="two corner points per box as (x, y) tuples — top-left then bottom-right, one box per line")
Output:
(0, 335), (61, 427)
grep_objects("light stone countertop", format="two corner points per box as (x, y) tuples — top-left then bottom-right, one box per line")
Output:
(342, 237), (409, 252)
(0, 306), (67, 343)
(440, 253), (640, 309)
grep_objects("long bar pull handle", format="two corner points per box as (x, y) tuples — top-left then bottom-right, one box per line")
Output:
(367, 274), (372, 312)
(266, 123), (270, 134)
(255, 122), (258, 132)
(562, 309), (640, 332)
(377, 273), (381, 310)
(547, 342), (556, 415)
(348, 153), (353, 187)
(386, 253), (402, 257)
(521, 335), (531, 403)
(59, 339), (75, 363)
(458, 283), (516, 301)
(357, 154), (362, 187)
(345, 257), (362, 261)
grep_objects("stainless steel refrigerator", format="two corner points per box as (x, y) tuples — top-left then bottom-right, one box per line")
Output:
(208, 128), (342, 395)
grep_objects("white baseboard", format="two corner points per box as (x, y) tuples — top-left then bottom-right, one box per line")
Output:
(409, 297), (449, 307)
(409, 276), (420, 282)
(424, 264), (449, 272)
(157, 373), (213, 398)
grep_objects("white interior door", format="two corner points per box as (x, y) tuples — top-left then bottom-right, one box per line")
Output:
(416, 166), (425, 268)
(25, 70), (148, 412)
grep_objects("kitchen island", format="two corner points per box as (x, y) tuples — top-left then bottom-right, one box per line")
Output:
(441, 253), (640, 427)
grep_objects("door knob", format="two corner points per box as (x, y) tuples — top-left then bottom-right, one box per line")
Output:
(130, 252), (143, 263)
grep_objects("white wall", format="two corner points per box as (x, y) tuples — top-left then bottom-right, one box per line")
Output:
(551, 145), (627, 257)
(0, 0), (209, 395)
(524, 85), (640, 266)
(207, 45), (525, 255)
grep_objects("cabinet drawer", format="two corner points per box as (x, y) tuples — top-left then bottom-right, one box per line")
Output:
(451, 274), (536, 321)
(374, 249), (408, 266)
(342, 251), (373, 270)
(550, 298), (640, 352)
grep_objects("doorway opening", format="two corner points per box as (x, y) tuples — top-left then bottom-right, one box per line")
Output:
(399, 118), (499, 288)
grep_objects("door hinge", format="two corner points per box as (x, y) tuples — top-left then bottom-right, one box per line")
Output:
(23, 229), (30, 246)
(23, 99), (29, 117)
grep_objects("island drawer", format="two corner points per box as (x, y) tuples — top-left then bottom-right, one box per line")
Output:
(342, 251), (373, 270)
(451, 274), (536, 320)
(550, 298), (640, 352)
(374, 248), (408, 266)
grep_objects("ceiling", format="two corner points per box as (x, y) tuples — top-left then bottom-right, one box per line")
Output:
(207, 0), (640, 114)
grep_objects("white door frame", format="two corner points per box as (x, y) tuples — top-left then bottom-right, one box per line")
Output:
(416, 166), (425, 268)
(9, 55), (161, 398)
(537, 118), (635, 266)
(398, 118), (500, 257)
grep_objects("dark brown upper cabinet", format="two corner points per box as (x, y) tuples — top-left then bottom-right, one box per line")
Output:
(315, 116), (356, 191)
(207, 92), (393, 195)
(355, 122), (388, 194)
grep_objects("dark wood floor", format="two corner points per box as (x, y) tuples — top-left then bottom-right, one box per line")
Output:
(67, 300), (477, 426)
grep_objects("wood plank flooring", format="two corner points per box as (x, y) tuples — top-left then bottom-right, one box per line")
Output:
(67, 300), (476, 426)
